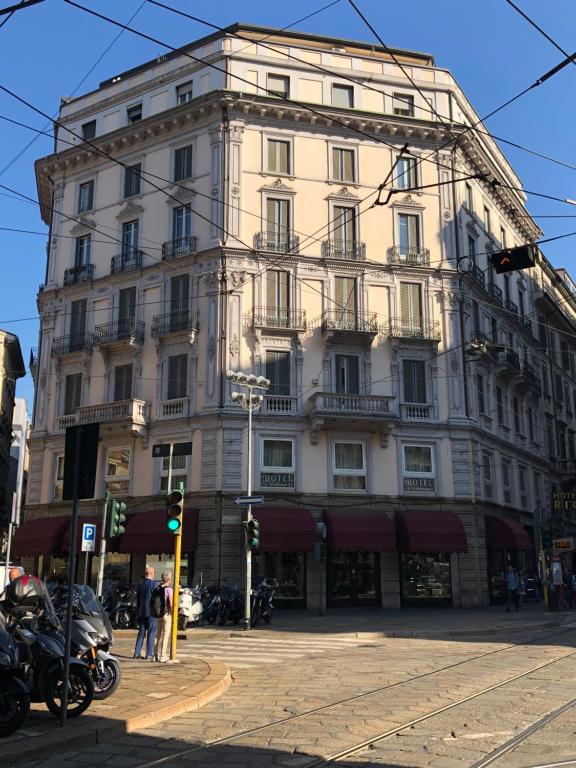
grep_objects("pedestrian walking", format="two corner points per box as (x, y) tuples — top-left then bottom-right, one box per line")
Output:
(505, 564), (520, 612)
(152, 571), (173, 663)
(133, 565), (157, 660)
(518, 570), (527, 604)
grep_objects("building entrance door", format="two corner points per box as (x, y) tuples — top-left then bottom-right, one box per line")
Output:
(326, 551), (381, 607)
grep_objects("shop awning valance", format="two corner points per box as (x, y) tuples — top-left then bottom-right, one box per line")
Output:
(61, 516), (103, 554)
(485, 516), (532, 551)
(396, 510), (467, 553)
(324, 510), (395, 552)
(11, 516), (69, 557)
(118, 509), (199, 554)
(256, 507), (315, 552)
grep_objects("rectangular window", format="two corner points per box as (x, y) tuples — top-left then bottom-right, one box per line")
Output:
(174, 145), (193, 182)
(261, 439), (294, 489)
(332, 147), (355, 182)
(160, 453), (188, 492)
(267, 139), (290, 175)
(560, 337), (570, 369)
(395, 156), (417, 190)
(502, 459), (512, 505)
(332, 84), (354, 108)
(518, 466), (528, 508)
(472, 300), (481, 335)
(173, 205), (192, 242)
(500, 226), (507, 247)
(334, 275), (357, 323)
(554, 373), (564, 404)
(466, 183), (473, 211)
(482, 451), (494, 498)
(114, 363), (133, 401)
(78, 180), (94, 213)
(496, 386), (504, 424)
(167, 354), (188, 400)
(64, 373), (82, 415)
(518, 290), (526, 318)
(124, 163), (141, 198)
(81, 120), (96, 141)
(333, 441), (366, 491)
(265, 198), (290, 250)
(127, 104), (142, 123)
(335, 355), (359, 395)
(400, 282), (423, 333)
(176, 81), (193, 105)
(477, 374), (486, 415)
(483, 206), (491, 232)
(118, 286), (137, 326)
(70, 299), (87, 350)
(105, 448), (130, 496)
(468, 235), (477, 260)
(403, 360), (426, 403)
(398, 213), (421, 257)
(75, 235), (91, 267)
(266, 270), (290, 316)
(267, 74), (289, 98)
(527, 407), (534, 441)
(54, 455), (64, 501)
(403, 445), (435, 493)
(265, 351), (291, 396)
(558, 424), (567, 460)
(533, 472), (542, 509)
(393, 93), (414, 116)
(546, 415), (555, 456)
(491, 318), (498, 344)
(122, 220), (139, 258)
(333, 206), (356, 250)
(170, 274), (190, 321)
(513, 397), (521, 433)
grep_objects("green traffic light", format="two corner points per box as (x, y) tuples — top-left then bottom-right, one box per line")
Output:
(167, 517), (181, 532)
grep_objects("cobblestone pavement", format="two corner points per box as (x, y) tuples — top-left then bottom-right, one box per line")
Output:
(18, 623), (576, 768)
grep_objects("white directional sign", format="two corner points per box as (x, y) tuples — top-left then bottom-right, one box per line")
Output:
(232, 495), (264, 506)
(81, 523), (96, 552)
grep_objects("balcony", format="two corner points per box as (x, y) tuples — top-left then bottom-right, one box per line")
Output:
(57, 399), (150, 439)
(251, 307), (306, 332)
(159, 398), (190, 419)
(519, 315), (533, 334)
(470, 264), (486, 289)
(94, 318), (145, 347)
(505, 299), (519, 317)
(494, 349), (521, 379)
(111, 250), (143, 274)
(384, 319), (441, 343)
(262, 395), (297, 415)
(321, 310), (378, 343)
(152, 310), (197, 338)
(489, 283), (503, 306)
(388, 245), (430, 266)
(52, 333), (94, 357)
(553, 458), (576, 478)
(309, 392), (397, 440)
(520, 362), (542, 395)
(321, 240), (366, 261)
(64, 264), (94, 286)
(401, 403), (435, 421)
(162, 236), (197, 261)
(254, 231), (299, 254)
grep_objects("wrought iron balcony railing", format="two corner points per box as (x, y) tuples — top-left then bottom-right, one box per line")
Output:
(321, 240), (366, 260)
(254, 231), (299, 254)
(494, 349), (521, 371)
(384, 319), (441, 341)
(64, 264), (94, 286)
(161, 236), (197, 261)
(505, 299), (519, 315)
(151, 310), (196, 337)
(321, 310), (378, 334)
(389, 245), (430, 266)
(470, 264), (486, 288)
(111, 249), (143, 274)
(94, 318), (144, 345)
(489, 283), (503, 305)
(52, 333), (94, 356)
(251, 307), (306, 331)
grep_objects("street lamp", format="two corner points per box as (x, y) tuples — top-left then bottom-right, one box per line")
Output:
(227, 369), (270, 630)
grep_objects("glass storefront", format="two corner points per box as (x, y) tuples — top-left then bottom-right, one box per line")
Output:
(400, 553), (452, 606)
(327, 551), (381, 607)
(253, 552), (306, 608)
(90, 553), (132, 592)
(145, 553), (191, 587)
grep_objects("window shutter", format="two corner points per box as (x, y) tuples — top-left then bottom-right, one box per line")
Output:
(65, 374), (82, 415)
(168, 355), (187, 399)
(343, 150), (353, 182)
(266, 198), (276, 233)
(267, 271), (278, 310)
(403, 360), (426, 403)
(114, 364), (133, 401)
(408, 215), (419, 248)
(278, 141), (288, 174)
(400, 283), (422, 329)
(70, 299), (87, 337)
(348, 356), (359, 394)
(171, 275), (189, 315)
(333, 206), (346, 243)
(267, 140), (277, 173)
(119, 287), (137, 322)
(332, 147), (339, 178)
(278, 271), (289, 311)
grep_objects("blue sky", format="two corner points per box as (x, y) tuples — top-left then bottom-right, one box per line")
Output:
(1, 0), (576, 400)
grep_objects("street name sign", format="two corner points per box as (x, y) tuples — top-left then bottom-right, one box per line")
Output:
(232, 495), (264, 506)
(152, 441), (193, 458)
(81, 523), (96, 552)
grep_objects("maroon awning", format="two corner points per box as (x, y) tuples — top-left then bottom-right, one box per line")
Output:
(396, 510), (467, 553)
(325, 510), (395, 551)
(256, 507), (315, 552)
(61, 516), (103, 554)
(118, 509), (199, 554)
(11, 517), (69, 557)
(485, 516), (532, 551)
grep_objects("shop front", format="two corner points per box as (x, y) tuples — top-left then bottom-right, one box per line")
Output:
(485, 515), (532, 604)
(11, 516), (69, 576)
(252, 507), (315, 608)
(325, 510), (394, 608)
(396, 510), (467, 607)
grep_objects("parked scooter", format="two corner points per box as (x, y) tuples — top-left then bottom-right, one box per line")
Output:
(178, 586), (203, 630)
(201, 585), (222, 625)
(107, 587), (137, 630)
(218, 583), (244, 626)
(0, 620), (30, 736)
(250, 578), (278, 627)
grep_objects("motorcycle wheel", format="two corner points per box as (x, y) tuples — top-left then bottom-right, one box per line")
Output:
(218, 606), (229, 626)
(0, 686), (30, 737)
(263, 610), (273, 625)
(117, 610), (131, 630)
(44, 667), (94, 719)
(177, 614), (187, 631)
(251, 605), (261, 628)
(93, 659), (121, 700)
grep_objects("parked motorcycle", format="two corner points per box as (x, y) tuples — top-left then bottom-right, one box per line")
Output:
(177, 586), (203, 630)
(218, 583), (244, 626)
(201, 585), (222, 625)
(250, 578), (278, 628)
(107, 587), (137, 630)
(0, 620), (30, 736)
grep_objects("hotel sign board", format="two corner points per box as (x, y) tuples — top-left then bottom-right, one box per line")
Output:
(553, 537), (574, 555)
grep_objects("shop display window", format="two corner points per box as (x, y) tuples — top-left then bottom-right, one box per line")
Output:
(400, 552), (452, 606)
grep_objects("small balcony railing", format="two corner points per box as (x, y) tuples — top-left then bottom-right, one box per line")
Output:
(521, 362), (541, 393)
(57, 399), (150, 431)
(151, 310), (196, 337)
(554, 458), (576, 476)
(321, 240), (366, 260)
(310, 392), (396, 417)
(64, 264), (94, 286)
(401, 403), (434, 420)
(162, 236), (197, 261)
(321, 310), (378, 334)
(494, 349), (521, 372)
(94, 318), (145, 346)
(111, 250), (143, 274)
(471, 264), (486, 288)
(159, 398), (190, 418)
(254, 231), (299, 254)
(262, 395), (297, 415)
(519, 315), (532, 332)
(384, 319), (441, 342)
(52, 333), (94, 356)
(389, 245), (430, 266)
(251, 307), (306, 331)
(505, 299), (518, 315)
(489, 283), (503, 305)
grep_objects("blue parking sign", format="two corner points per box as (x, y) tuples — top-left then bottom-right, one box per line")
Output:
(81, 523), (96, 552)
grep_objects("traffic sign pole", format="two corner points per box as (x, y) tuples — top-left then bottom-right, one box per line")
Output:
(96, 498), (109, 600)
(244, 401), (253, 632)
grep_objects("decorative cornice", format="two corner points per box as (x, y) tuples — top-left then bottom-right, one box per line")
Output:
(259, 177), (296, 195)
(390, 193), (425, 210)
(325, 186), (359, 201)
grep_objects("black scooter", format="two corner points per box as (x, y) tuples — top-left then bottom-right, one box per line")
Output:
(0, 620), (30, 736)
(250, 578), (278, 627)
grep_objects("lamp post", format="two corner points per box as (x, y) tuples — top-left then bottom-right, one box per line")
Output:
(227, 369), (270, 630)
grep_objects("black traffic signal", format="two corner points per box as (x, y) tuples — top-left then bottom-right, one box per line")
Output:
(491, 244), (536, 274)
(108, 496), (127, 537)
(244, 518), (260, 550)
(166, 486), (184, 534)
(541, 525), (552, 550)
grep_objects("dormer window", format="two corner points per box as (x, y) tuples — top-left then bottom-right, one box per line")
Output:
(127, 104), (142, 124)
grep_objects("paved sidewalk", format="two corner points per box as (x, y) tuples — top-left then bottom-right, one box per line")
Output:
(0, 638), (230, 767)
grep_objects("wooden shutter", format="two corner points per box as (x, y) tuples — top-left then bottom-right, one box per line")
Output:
(170, 275), (189, 315)
(114, 364), (133, 401)
(119, 287), (137, 321)
(168, 354), (187, 400)
(266, 352), (290, 395)
(347, 356), (359, 394)
(278, 142), (289, 174)
(335, 276), (356, 317)
(267, 271), (278, 311)
(404, 360), (426, 403)
(70, 299), (87, 337)
(343, 150), (354, 182)
(400, 283), (422, 329)
(64, 374), (82, 415)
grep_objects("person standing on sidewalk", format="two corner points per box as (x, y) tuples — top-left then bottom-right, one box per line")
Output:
(153, 571), (173, 663)
(505, 564), (520, 612)
(133, 565), (157, 660)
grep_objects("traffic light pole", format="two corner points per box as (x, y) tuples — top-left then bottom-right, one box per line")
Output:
(96, 496), (109, 600)
(170, 476), (183, 662)
(244, 398), (253, 632)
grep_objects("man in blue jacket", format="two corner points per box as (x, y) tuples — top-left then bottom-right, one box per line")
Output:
(133, 565), (157, 659)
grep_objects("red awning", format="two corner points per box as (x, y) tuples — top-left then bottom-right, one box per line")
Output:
(61, 516), (103, 554)
(324, 510), (395, 551)
(11, 517), (69, 557)
(256, 507), (315, 552)
(118, 509), (199, 554)
(396, 510), (467, 553)
(485, 516), (532, 551)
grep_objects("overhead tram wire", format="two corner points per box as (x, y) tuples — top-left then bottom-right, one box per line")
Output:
(0, 0), (44, 16)
(504, 0), (576, 63)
